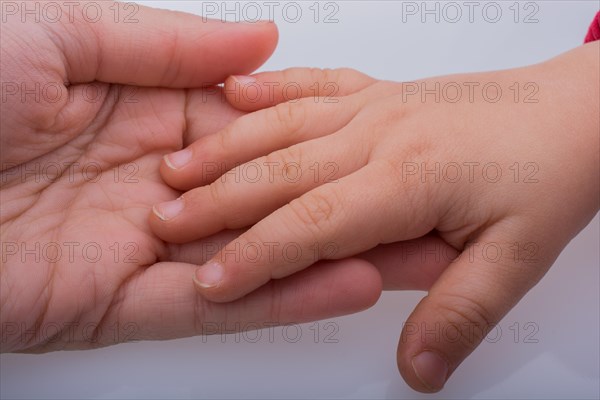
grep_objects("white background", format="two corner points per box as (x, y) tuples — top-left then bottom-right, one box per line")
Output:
(1, 1), (599, 399)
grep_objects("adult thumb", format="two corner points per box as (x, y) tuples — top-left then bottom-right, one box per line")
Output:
(55, 1), (278, 86)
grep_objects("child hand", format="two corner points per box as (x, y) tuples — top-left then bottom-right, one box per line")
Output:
(150, 43), (599, 392)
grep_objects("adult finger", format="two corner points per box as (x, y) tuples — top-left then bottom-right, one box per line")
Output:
(21, 258), (382, 351)
(55, 2), (278, 87)
(183, 87), (246, 146)
(359, 234), (458, 291)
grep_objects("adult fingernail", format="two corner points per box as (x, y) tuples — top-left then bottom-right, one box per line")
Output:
(164, 149), (192, 169)
(153, 198), (184, 221)
(411, 351), (449, 392)
(194, 261), (224, 288)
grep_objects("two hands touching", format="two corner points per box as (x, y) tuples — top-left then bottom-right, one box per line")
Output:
(0, 1), (450, 382)
(150, 44), (599, 391)
(1, 3), (397, 354)
(1, 1), (598, 394)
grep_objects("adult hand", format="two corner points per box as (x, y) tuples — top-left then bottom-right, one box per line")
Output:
(0, 2), (393, 353)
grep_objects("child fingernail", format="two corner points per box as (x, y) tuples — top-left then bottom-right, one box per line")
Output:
(231, 75), (257, 86)
(194, 261), (224, 289)
(411, 351), (448, 392)
(165, 149), (191, 169)
(153, 198), (184, 221)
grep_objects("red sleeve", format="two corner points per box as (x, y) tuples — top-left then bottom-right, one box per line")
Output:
(584, 11), (600, 43)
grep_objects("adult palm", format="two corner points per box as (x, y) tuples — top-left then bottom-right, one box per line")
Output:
(0, 3), (385, 352)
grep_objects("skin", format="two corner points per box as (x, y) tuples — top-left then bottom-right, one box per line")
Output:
(1, 1), (455, 357)
(151, 44), (600, 392)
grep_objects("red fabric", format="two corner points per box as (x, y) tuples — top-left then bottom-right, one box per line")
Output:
(584, 11), (600, 43)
